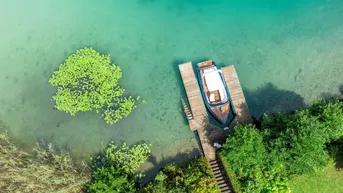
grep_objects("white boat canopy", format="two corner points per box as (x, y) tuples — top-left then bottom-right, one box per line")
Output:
(203, 67), (228, 103)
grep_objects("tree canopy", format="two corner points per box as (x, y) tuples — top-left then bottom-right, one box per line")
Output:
(49, 47), (138, 124)
(142, 157), (220, 193)
(220, 100), (343, 193)
(88, 142), (151, 193)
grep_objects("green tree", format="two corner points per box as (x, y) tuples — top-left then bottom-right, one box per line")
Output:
(49, 47), (138, 124)
(267, 110), (328, 175)
(308, 100), (343, 140)
(88, 166), (136, 193)
(88, 142), (151, 193)
(221, 100), (343, 193)
(220, 125), (289, 193)
(142, 157), (220, 193)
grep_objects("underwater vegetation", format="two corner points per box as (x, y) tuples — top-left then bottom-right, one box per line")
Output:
(49, 47), (139, 124)
(0, 133), (90, 193)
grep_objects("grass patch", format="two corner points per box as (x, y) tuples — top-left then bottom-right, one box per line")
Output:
(289, 166), (343, 193)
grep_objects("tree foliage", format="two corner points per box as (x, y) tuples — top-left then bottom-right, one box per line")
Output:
(220, 100), (343, 193)
(49, 47), (138, 124)
(220, 125), (289, 193)
(87, 142), (151, 193)
(142, 157), (220, 193)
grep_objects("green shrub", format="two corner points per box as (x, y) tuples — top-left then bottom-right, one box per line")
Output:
(308, 100), (343, 140)
(88, 165), (136, 193)
(142, 157), (220, 193)
(49, 47), (139, 124)
(220, 100), (343, 193)
(88, 142), (151, 193)
(220, 125), (289, 193)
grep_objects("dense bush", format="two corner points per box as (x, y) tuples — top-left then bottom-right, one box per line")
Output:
(220, 125), (289, 193)
(1, 134), (219, 193)
(87, 142), (151, 192)
(87, 143), (220, 193)
(0, 133), (90, 193)
(142, 157), (220, 193)
(49, 47), (139, 124)
(220, 100), (343, 193)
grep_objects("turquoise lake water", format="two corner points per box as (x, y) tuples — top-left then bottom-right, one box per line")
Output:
(1, 0), (343, 178)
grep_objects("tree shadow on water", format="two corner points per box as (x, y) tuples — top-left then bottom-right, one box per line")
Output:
(244, 83), (306, 119)
(320, 84), (343, 101)
(339, 85), (343, 95)
(141, 148), (200, 184)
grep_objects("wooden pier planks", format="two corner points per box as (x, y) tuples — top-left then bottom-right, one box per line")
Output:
(178, 62), (252, 160)
(178, 62), (208, 130)
(222, 66), (253, 124)
(178, 62), (216, 159)
(179, 62), (251, 192)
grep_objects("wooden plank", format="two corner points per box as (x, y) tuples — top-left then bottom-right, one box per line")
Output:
(222, 65), (253, 124)
(197, 129), (216, 160)
(179, 62), (216, 160)
(179, 62), (208, 131)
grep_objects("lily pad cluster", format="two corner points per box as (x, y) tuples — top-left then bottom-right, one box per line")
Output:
(49, 47), (138, 124)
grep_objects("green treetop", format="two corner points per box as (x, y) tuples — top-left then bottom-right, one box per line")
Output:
(49, 47), (138, 124)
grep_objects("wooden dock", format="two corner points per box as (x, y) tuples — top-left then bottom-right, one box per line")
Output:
(179, 62), (252, 159)
(178, 62), (207, 128)
(179, 62), (215, 159)
(179, 61), (252, 193)
(222, 66), (253, 124)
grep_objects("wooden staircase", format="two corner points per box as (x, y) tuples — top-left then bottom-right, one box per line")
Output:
(209, 159), (232, 193)
(181, 98), (193, 120)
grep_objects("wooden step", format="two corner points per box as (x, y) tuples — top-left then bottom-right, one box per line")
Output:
(215, 176), (224, 181)
(209, 159), (217, 163)
(217, 179), (226, 184)
(219, 183), (228, 188)
(211, 166), (220, 171)
(214, 173), (222, 178)
(210, 162), (219, 166)
(220, 186), (231, 192)
(213, 170), (221, 175)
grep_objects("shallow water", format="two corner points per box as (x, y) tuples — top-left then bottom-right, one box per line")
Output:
(1, 0), (343, 178)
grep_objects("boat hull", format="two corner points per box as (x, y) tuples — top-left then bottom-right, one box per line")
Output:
(197, 60), (231, 125)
